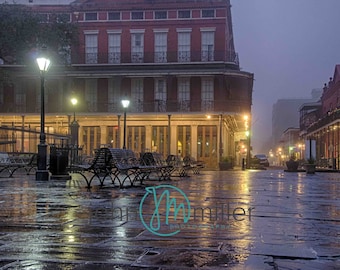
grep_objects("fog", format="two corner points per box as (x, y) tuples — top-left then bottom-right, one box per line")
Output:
(231, 0), (340, 153)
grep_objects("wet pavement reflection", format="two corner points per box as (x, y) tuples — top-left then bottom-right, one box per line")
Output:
(0, 169), (339, 269)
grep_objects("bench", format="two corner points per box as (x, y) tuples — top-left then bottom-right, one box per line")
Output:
(183, 156), (205, 174)
(70, 148), (113, 188)
(166, 155), (191, 177)
(140, 152), (174, 180)
(108, 148), (143, 188)
(0, 152), (37, 177)
(19, 153), (37, 175)
(71, 148), (148, 188)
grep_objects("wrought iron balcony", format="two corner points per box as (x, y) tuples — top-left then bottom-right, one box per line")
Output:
(0, 98), (250, 115)
(81, 99), (250, 114)
(307, 108), (340, 133)
(73, 50), (239, 66)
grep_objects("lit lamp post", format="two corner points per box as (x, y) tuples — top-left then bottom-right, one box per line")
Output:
(70, 97), (79, 146)
(36, 52), (51, 181)
(245, 130), (251, 169)
(70, 97), (79, 166)
(71, 97), (78, 122)
(121, 99), (130, 149)
(244, 114), (251, 169)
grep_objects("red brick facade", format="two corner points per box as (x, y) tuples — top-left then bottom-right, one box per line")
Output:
(0, 0), (253, 168)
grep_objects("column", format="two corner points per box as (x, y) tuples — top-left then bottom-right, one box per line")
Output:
(145, 125), (152, 151)
(170, 125), (177, 155)
(100, 125), (107, 146)
(191, 125), (198, 159)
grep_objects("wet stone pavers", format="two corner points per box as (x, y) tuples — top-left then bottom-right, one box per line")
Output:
(0, 169), (339, 269)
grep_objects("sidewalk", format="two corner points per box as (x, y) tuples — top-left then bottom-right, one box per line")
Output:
(0, 168), (339, 269)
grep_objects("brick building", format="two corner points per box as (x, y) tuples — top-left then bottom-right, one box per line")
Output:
(0, 0), (253, 169)
(302, 65), (340, 169)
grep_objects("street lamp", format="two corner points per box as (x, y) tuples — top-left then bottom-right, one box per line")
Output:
(70, 97), (79, 146)
(245, 130), (251, 169)
(121, 99), (130, 149)
(70, 97), (79, 165)
(71, 97), (78, 122)
(244, 114), (251, 169)
(36, 51), (51, 181)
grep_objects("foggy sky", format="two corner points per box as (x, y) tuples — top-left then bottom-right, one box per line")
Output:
(231, 0), (340, 153)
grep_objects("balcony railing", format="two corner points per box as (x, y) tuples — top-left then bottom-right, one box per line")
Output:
(73, 50), (239, 65)
(307, 108), (340, 133)
(0, 98), (250, 114)
(80, 99), (249, 114)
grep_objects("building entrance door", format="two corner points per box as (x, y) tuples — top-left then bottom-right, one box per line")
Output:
(152, 126), (168, 156)
(197, 125), (217, 168)
(177, 125), (191, 157)
(128, 126), (145, 154)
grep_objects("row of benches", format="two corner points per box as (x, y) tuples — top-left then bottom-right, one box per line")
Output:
(0, 152), (37, 177)
(70, 148), (204, 189)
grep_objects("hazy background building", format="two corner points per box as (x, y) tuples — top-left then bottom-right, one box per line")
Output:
(271, 88), (322, 151)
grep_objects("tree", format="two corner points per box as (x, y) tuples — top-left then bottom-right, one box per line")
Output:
(0, 3), (78, 65)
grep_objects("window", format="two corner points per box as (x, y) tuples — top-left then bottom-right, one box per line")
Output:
(108, 31), (121, 63)
(131, 78), (144, 112)
(197, 125), (217, 159)
(82, 126), (101, 156)
(84, 31), (98, 64)
(128, 126), (146, 153)
(155, 78), (167, 112)
(155, 11), (167, 19)
(178, 78), (190, 111)
(131, 11), (144, 20)
(131, 31), (144, 63)
(107, 126), (120, 148)
(108, 12), (121, 20)
(154, 31), (167, 63)
(177, 30), (191, 62)
(135, 34), (142, 46)
(202, 9), (215, 18)
(201, 78), (214, 111)
(152, 126), (168, 154)
(178, 10), (191, 18)
(177, 126), (191, 156)
(85, 12), (97, 21)
(201, 30), (215, 61)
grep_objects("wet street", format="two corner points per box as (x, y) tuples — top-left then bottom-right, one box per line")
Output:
(0, 168), (340, 269)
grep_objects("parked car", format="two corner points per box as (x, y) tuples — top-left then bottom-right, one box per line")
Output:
(254, 154), (270, 167)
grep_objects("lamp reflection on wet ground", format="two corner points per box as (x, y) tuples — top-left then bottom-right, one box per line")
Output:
(0, 169), (340, 269)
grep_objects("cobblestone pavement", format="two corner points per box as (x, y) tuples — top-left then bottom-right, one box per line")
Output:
(0, 168), (339, 269)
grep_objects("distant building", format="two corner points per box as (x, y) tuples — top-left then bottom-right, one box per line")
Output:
(280, 127), (301, 160)
(272, 89), (321, 147)
(0, 0), (253, 169)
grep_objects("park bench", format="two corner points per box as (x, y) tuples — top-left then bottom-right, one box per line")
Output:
(0, 152), (37, 177)
(108, 148), (143, 188)
(71, 148), (147, 188)
(183, 156), (205, 174)
(70, 148), (113, 188)
(140, 152), (174, 180)
(166, 155), (191, 177)
(19, 153), (37, 175)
